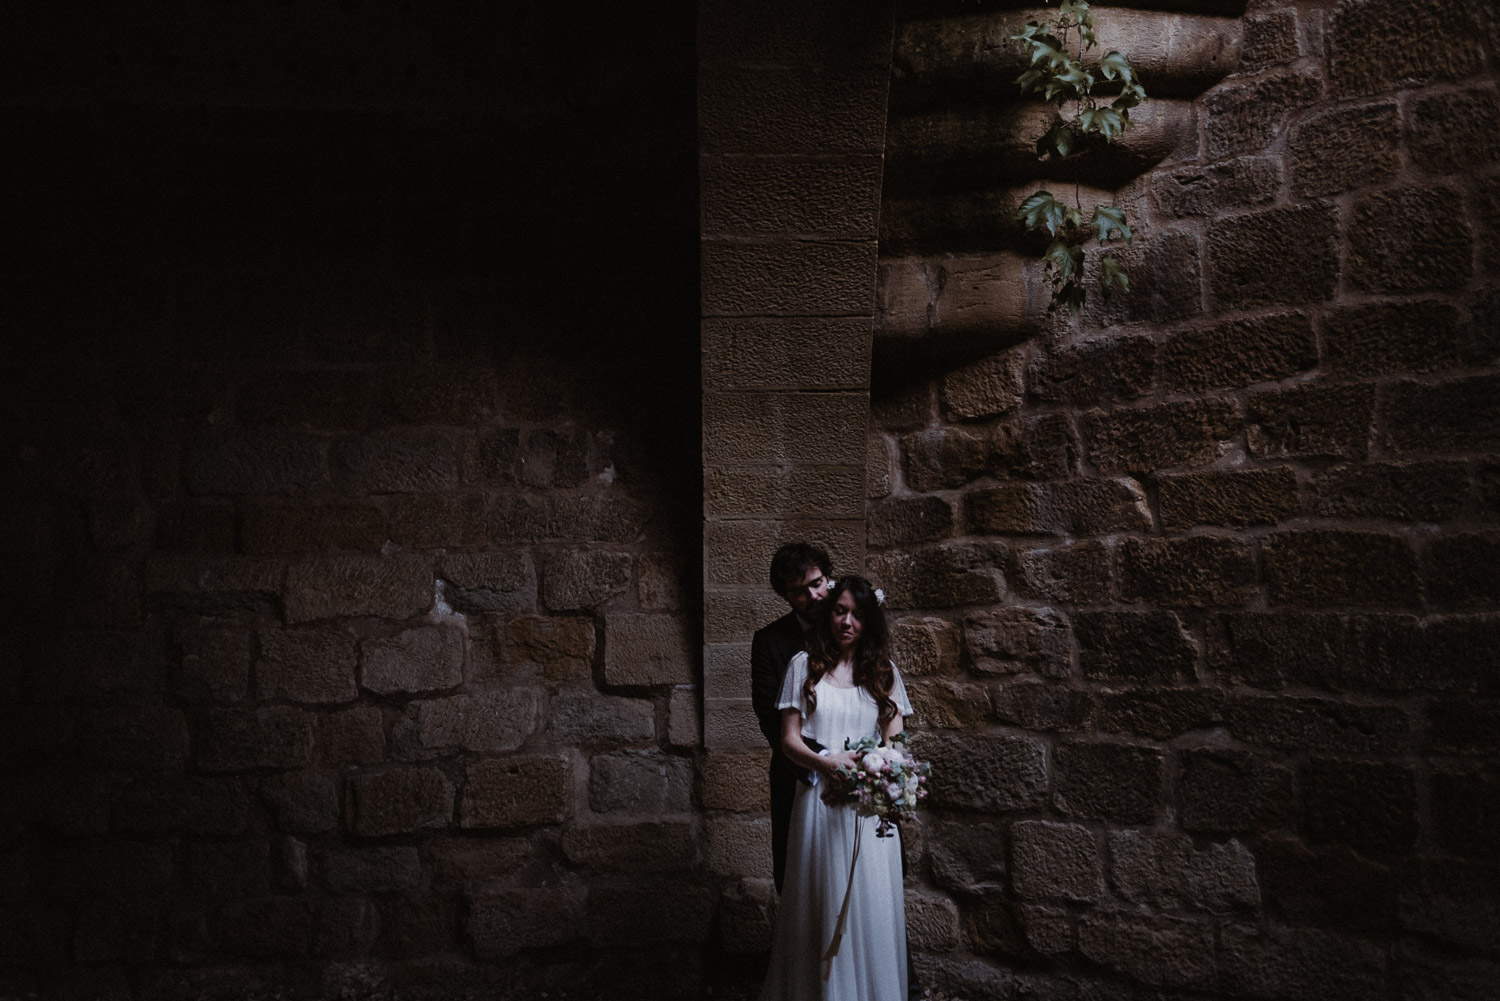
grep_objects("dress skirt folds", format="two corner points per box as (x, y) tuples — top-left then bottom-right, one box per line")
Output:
(761, 654), (913, 1001)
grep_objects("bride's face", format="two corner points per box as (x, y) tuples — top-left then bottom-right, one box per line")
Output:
(831, 591), (863, 653)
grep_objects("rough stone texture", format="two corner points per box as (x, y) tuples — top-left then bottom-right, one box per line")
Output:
(409, 690), (541, 755)
(1264, 530), (1419, 608)
(587, 751), (694, 814)
(1010, 821), (1103, 903)
(360, 626), (466, 695)
(459, 757), (571, 830)
(1407, 87), (1500, 174)
(1054, 742), (1163, 824)
(1159, 312), (1317, 392)
(1159, 467), (1301, 529)
(912, 733), (1048, 812)
(941, 349), (1024, 420)
(436, 552), (535, 614)
(1153, 155), (1279, 219)
(1082, 399), (1237, 474)
(257, 628), (358, 705)
(346, 768), (454, 837)
(1108, 830), (1258, 912)
(1247, 382), (1377, 459)
(541, 549), (631, 611)
(1116, 535), (1257, 607)
(1076, 611), (1197, 683)
(1180, 748), (1295, 834)
(505, 615), (596, 681)
(963, 607), (1071, 677)
(901, 427), (988, 492)
(548, 691), (655, 744)
(1204, 70), (1324, 160)
(1077, 910), (1216, 988)
(1289, 102), (1401, 197)
(1329, 0), (1484, 95)
(603, 613), (694, 686)
(701, 750), (771, 811)
(1348, 186), (1473, 292)
(197, 707), (316, 773)
(283, 555), (433, 624)
(866, 542), (1006, 609)
(1209, 204), (1339, 310)
(468, 888), (584, 958)
(562, 820), (697, 872)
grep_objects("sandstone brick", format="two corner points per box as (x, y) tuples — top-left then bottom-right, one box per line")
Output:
(1054, 741), (1161, 824)
(1408, 87), (1500, 174)
(667, 686), (699, 747)
(1329, 0), (1484, 95)
(701, 749), (771, 811)
(888, 616), (961, 678)
(383, 363), (498, 425)
(1289, 102), (1400, 198)
(466, 427), (519, 486)
(866, 495), (954, 548)
(548, 691), (654, 744)
(1086, 231), (1205, 327)
(929, 253), (1028, 339)
(1301, 759), (1417, 854)
(517, 428), (591, 488)
(1264, 530), (1418, 608)
(704, 814), (772, 880)
(990, 681), (1092, 732)
(911, 732), (1048, 812)
(183, 433), (330, 496)
(702, 317), (873, 391)
(1380, 374), (1500, 454)
(380, 890), (457, 957)
(1077, 910), (1215, 989)
(1159, 467), (1300, 529)
(468, 888), (584, 958)
(1076, 611), (1197, 683)
(1247, 382), (1376, 459)
(704, 589), (786, 643)
(459, 756), (571, 830)
(320, 846), (422, 893)
(409, 689), (541, 755)
(1109, 830), (1258, 913)
(1083, 399), (1237, 474)
(1218, 923), (1387, 1001)
(387, 492), (487, 549)
(329, 430), (460, 494)
(904, 890), (961, 953)
(361, 625), (465, 695)
(220, 897), (312, 958)
(1153, 155), (1280, 219)
(1094, 688), (1223, 740)
(1312, 461), (1468, 522)
(1159, 312), (1316, 392)
(987, 413), (1075, 480)
(707, 463), (866, 519)
(1007, 541), (1112, 604)
(1227, 695), (1408, 754)
(562, 820), (697, 872)
(489, 493), (651, 544)
(1432, 767), (1500, 858)
(1117, 535), (1257, 608)
(436, 552), (535, 614)
(960, 890), (1024, 959)
(704, 696), (765, 749)
(702, 391), (867, 465)
(1424, 533), (1500, 612)
(241, 503), (385, 555)
(928, 819), (1007, 895)
(315, 895), (380, 959)
(703, 518), (861, 589)
(505, 615), (595, 682)
(587, 750), (693, 814)
(257, 628), (358, 704)
(963, 607), (1070, 677)
(872, 379), (933, 432)
(1027, 336), (1152, 407)
(638, 551), (686, 611)
(1427, 699), (1500, 756)
(1258, 838), (1395, 933)
(907, 679), (991, 729)
(966, 478), (1151, 535)
(317, 706), (385, 766)
(588, 884), (715, 946)
(1011, 820), (1102, 903)
(866, 542), (1005, 609)
(283, 555), (432, 624)
(1209, 204), (1339, 310)
(702, 239), (875, 316)
(940, 349), (1023, 421)
(176, 626), (252, 703)
(198, 707), (315, 773)
(603, 613), (693, 686)
(1180, 748), (1294, 834)
(1398, 857), (1500, 955)
(1240, 9), (1299, 70)
(867, 436), (894, 500)
(1350, 186), (1473, 293)
(144, 555), (284, 607)
(346, 767), (453, 837)
(1327, 300), (1465, 377)
(1204, 70), (1323, 160)
(718, 878), (775, 954)
(900, 427), (987, 491)
(260, 772), (339, 834)
(540, 549), (630, 611)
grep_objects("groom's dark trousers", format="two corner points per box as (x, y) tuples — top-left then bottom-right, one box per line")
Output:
(750, 610), (806, 894)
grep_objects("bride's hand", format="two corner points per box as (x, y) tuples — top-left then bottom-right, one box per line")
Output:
(822, 750), (859, 774)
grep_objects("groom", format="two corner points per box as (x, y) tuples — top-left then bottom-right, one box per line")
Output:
(750, 541), (832, 894)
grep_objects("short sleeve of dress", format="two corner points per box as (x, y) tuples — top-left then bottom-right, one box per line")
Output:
(890, 663), (914, 717)
(777, 651), (810, 715)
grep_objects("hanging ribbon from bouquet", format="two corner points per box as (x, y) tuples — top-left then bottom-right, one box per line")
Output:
(821, 819), (863, 981)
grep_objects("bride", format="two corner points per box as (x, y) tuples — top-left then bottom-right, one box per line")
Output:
(761, 576), (913, 1001)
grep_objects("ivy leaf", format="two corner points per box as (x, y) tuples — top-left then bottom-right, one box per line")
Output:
(1018, 191), (1069, 236)
(1016, 68), (1046, 94)
(1011, 21), (1044, 43)
(1092, 205), (1132, 244)
(1078, 106), (1125, 139)
(1100, 255), (1130, 299)
(1044, 237), (1085, 285)
(1112, 81), (1146, 111)
(1100, 50), (1134, 83)
(1035, 122), (1077, 159)
(1045, 60), (1093, 102)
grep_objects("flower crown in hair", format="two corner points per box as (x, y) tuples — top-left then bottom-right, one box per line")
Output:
(874, 588), (885, 606)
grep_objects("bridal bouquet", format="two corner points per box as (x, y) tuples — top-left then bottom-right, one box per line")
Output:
(830, 730), (931, 837)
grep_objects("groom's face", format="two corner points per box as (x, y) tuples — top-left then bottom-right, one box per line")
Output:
(783, 565), (829, 619)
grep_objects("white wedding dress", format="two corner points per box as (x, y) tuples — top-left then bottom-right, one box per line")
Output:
(762, 653), (914, 1001)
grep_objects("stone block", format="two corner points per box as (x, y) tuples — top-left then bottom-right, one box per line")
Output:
(220, 897), (312, 958)
(1209, 204), (1339, 310)
(1218, 924), (1387, 1001)
(1240, 9), (1300, 70)
(436, 552), (535, 614)
(321, 847), (422, 893)
(468, 887), (584, 958)
(1380, 374), (1500, 454)
(283, 555), (432, 624)
(1027, 336), (1154, 406)
(702, 750), (771, 811)
(928, 253), (1029, 339)
(667, 686), (700, 747)
(1226, 695), (1408, 754)
(1011, 820), (1103, 903)
(1301, 758), (1417, 854)
(704, 642), (750, 699)
(588, 884), (715, 946)
(704, 589), (787, 644)
(1108, 829), (1258, 912)
(1159, 312), (1316, 392)
(704, 696), (764, 749)
(198, 707), (315, 773)
(907, 679), (991, 729)
(987, 412), (1076, 480)
(241, 502), (385, 555)
(866, 495), (954, 548)
(1007, 541), (1112, 604)
(489, 493), (651, 545)
(702, 391), (867, 465)
(1312, 460), (1468, 522)
(329, 430), (460, 494)
(1180, 748), (1293, 834)
(1085, 231), (1205, 327)
(1326, 300), (1465, 377)
(911, 732), (1048, 812)
(346, 767), (453, 837)
(361, 625), (465, 695)
(548, 690), (655, 744)
(517, 428), (591, 488)
(1395, 942), (1500, 1001)
(505, 615), (595, 682)
(1264, 529), (1418, 608)
(702, 239), (875, 317)
(905, 890), (960, 953)
(888, 616), (961, 677)
(1408, 87), (1500, 173)
(967, 478), (1152, 536)
(602, 613), (693, 686)
(1247, 382), (1376, 459)
(1204, 70), (1323, 160)
(465, 427), (519, 486)
(1289, 102), (1400, 197)
(1258, 837), (1394, 933)
(901, 427), (988, 492)
(866, 542), (1005, 609)
(1054, 742), (1162, 824)
(1078, 910), (1215, 989)
(257, 628), (358, 704)
(387, 493), (488, 549)
(315, 895), (380, 959)
(1329, 0), (1483, 95)
(587, 750), (693, 814)
(703, 153), (882, 237)
(1427, 699), (1500, 756)
(540, 549), (630, 612)
(702, 316), (872, 392)
(176, 626), (252, 704)
(963, 607), (1070, 677)
(705, 814), (772, 879)
(928, 819), (1007, 894)
(562, 820), (697, 872)
(1093, 689), (1225, 739)
(941, 349), (1023, 421)
(1398, 856), (1500, 955)
(1116, 535), (1257, 608)
(1159, 467), (1300, 529)
(1349, 186), (1472, 292)
(1153, 155), (1280, 218)
(459, 756), (571, 830)
(700, 62), (890, 154)
(183, 433), (330, 495)
(1432, 767), (1500, 858)
(144, 556), (284, 607)
(868, 434), (894, 500)
(260, 772), (339, 834)
(990, 681), (1092, 733)
(707, 463), (866, 519)
(638, 551), (686, 610)
(718, 879), (775, 954)
(1082, 399), (1237, 474)
(410, 689), (541, 754)
(1076, 611), (1197, 683)
(317, 707), (385, 766)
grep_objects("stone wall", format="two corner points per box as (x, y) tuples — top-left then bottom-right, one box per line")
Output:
(0, 3), (703, 999)
(869, 1), (1500, 998)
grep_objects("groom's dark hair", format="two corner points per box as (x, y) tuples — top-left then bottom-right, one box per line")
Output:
(769, 542), (833, 596)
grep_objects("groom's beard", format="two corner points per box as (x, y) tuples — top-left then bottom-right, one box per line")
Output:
(795, 598), (826, 633)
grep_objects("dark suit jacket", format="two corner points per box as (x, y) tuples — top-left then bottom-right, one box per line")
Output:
(751, 610), (805, 752)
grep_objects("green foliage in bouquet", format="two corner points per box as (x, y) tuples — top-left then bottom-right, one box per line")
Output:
(832, 731), (931, 837)
(1013, 0), (1145, 313)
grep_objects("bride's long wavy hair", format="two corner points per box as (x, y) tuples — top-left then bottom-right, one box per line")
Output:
(802, 576), (897, 725)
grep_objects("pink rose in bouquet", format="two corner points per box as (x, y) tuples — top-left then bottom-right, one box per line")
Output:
(830, 731), (931, 837)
